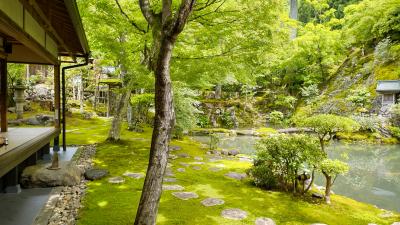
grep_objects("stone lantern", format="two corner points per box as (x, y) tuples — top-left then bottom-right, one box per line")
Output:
(13, 82), (26, 120)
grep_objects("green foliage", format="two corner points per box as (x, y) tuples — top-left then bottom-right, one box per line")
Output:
(173, 85), (201, 139)
(389, 104), (400, 126)
(269, 110), (284, 125)
(249, 134), (323, 191)
(196, 114), (210, 128)
(220, 111), (235, 129)
(346, 88), (371, 108)
(130, 93), (154, 127)
(319, 159), (349, 177)
(300, 114), (360, 140)
(209, 133), (220, 150)
(300, 84), (320, 104)
(351, 115), (380, 132)
(343, 0), (400, 47)
(388, 126), (400, 139)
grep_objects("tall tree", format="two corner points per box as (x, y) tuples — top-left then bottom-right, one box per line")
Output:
(134, 1), (195, 224)
(289, 0), (298, 39)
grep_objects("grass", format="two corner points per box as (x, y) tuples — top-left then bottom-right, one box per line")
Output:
(75, 127), (400, 225)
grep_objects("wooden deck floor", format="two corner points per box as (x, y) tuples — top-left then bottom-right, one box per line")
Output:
(0, 127), (59, 177)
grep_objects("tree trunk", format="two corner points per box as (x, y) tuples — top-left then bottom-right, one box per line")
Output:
(79, 76), (84, 114)
(289, 0), (298, 40)
(107, 90), (131, 141)
(134, 37), (175, 225)
(320, 138), (325, 153)
(323, 171), (332, 204)
(304, 168), (315, 193)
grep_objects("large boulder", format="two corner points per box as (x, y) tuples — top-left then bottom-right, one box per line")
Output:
(20, 162), (83, 188)
(84, 168), (108, 180)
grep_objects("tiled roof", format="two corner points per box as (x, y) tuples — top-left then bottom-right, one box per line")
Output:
(376, 80), (400, 92)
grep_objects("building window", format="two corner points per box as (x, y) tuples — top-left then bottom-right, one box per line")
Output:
(383, 94), (394, 103)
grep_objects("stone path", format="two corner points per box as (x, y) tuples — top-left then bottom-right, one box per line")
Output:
(221, 208), (248, 220)
(194, 156), (203, 161)
(209, 167), (222, 172)
(255, 217), (276, 225)
(108, 176), (124, 184)
(177, 168), (186, 172)
(179, 162), (190, 167)
(123, 172), (144, 179)
(225, 172), (247, 181)
(192, 161), (205, 165)
(201, 198), (224, 207)
(172, 192), (199, 200)
(164, 177), (177, 183)
(178, 153), (190, 158)
(163, 185), (185, 191)
(192, 166), (201, 170)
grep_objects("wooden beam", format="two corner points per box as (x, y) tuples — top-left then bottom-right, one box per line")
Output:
(0, 57), (7, 132)
(0, 10), (57, 64)
(21, 0), (76, 60)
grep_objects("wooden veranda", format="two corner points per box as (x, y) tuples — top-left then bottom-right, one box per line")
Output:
(0, 0), (89, 192)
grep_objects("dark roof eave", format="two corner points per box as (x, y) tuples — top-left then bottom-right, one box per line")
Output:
(63, 0), (90, 56)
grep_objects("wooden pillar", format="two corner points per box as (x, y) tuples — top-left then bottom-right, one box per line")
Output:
(53, 65), (60, 151)
(0, 57), (7, 132)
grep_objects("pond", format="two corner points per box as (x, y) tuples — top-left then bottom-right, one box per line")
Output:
(192, 135), (400, 212)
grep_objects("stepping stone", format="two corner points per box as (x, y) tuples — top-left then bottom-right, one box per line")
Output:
(123, 172), (144, 179)
(225, 172), (247, 180)
(238, 157), (253, 163)
(194, 156), (203, 161)
(192, 161), (205, 165)
(108, 176), (125, 184)
(172, 192), (199, 200)
(84, 169), (108, 180)
(215, 163), (225, 168)
(178, 153), (190, 158)
(310, 224), (327, 225)
(165, 168), (175, 177)
(177, 168), (186, 172)
(201, 198), (225, 207)
(192, 166), (201, 170)
(164, 177), (177, 183)
(179, 162), (190, 167)
(368, 224), (378, 225)
(221, 208), (248, 220)
(392, 223), (400, 225)
(168, 154), (178, 160)
(209, 167), (222, 172)
(163, 185), (185, 191)
(255, 217), (276, 225)
(170, 145), (182, 151)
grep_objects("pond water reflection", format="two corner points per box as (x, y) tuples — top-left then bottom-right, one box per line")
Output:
(192, 135), (400, 211)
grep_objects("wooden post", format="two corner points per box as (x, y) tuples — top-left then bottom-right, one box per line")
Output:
(0, 57), (7, 132)
(54, 65), (61, 129)
(49, 65), (60, 170)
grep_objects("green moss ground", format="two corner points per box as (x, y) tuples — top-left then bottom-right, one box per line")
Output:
(73, 126), (400, 225)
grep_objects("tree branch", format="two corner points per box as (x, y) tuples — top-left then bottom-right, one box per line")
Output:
(162, 0), (172, 26)
(115, 0), (147, 34)
(139, 0), (155, 25)
(169, 0), (196, 36)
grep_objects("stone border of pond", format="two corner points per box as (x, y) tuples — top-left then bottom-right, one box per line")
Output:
(33, 145), (96, 225)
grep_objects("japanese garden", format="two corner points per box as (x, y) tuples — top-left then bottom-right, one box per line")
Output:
(0, 0), (400, 225)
